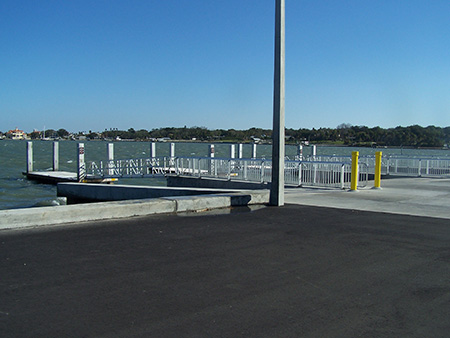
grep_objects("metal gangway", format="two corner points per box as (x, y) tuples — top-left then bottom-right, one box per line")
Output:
(86, 156), (369, 189)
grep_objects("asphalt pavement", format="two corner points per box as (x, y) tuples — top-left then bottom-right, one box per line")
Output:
(1, 202), (450, 337)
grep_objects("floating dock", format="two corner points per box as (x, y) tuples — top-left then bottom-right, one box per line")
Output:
(24, 171), (116, 185)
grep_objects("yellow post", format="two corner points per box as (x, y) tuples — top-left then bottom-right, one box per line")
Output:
(350, 151), (359, 191)
(374, 151), (382, 189)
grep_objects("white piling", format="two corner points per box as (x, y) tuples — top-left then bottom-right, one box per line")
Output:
(107, 143), (114, 161)
(209, 144), (215, 175)
(77, 143), (86, 182)
(53, 142), (59, 171)
(170, 143), (175, 158)
(150, 142), (156, 158)
(297, 144), (303, 160)
(238, 144), (243, 159)
(311, 145), (316, 160)
(252, 143), (257, 159)
(230, 144), (235, 159)
(26, 141), (33, 173)
(107, 143), (114, 176)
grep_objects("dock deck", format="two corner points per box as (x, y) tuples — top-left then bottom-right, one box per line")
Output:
(24, 171), (116, 184)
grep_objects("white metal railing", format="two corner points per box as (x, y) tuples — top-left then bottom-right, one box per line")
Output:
(87, 156), (368, 189)
(88, 157), (175, 178)
(285, 160), (368, 189)
(384, 157), (450, 176)
(308, 154), (450, 177)
(174, 158), (368, 189)
(88, 153), (450, 187)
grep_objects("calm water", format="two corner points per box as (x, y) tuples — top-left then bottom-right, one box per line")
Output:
(1, 139), (449, 210)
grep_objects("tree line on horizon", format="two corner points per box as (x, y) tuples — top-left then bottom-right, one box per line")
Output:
(12, 124), (450, 148)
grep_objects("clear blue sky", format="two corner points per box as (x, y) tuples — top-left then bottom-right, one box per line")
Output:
(2, 0), (450, 133)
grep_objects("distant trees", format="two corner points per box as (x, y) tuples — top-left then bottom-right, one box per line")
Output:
(29, 131), (41, 139)
(15, 124), (449, 147)
(285, 124), (447, 147)
(57, 129), (69, 138)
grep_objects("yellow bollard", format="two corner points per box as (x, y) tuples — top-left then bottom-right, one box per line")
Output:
(374, 151), (382, 189)
(350, 151), (359, 191)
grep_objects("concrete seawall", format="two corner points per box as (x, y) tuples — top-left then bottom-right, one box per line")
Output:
(57, 182), (246, 204)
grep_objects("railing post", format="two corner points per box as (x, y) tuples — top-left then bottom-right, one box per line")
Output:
(261, 160), (265, 183)
(53, 141), (59, 171)
(350, 151), (359, 191)
(227, 159), (231, 180)
(244, 160), (248, 180)
(298, 162), (302, 186)
(418, 159), (422, 176)
(26, 141), (33, 173)
(340, 164), (345, 189)
(374, 151), (382, 189)
(77, 143), (86, 182)
(313, 162), (317, 184)
(426, 160), (430, 175)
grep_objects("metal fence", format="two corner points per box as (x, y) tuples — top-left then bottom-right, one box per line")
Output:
(87, 156), (368, 189)
(307, 154), (450, 177)
(384, 157), (450, 176)
(88, 157), (175, 178)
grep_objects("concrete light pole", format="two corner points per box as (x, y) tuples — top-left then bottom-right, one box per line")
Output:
(270, 0), (285, 206)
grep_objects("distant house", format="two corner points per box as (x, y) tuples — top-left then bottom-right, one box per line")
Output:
(157, 137), (171, 142)
(251, 136), (262, 144)
(7, 128), (27, 140)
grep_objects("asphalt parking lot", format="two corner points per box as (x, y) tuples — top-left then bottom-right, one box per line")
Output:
(1, 203), (450, 337)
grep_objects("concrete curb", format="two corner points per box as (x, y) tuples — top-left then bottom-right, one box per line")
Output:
(0, 190), (269, 231)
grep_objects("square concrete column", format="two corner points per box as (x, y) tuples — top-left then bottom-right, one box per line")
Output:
(270, 0), (285, 206)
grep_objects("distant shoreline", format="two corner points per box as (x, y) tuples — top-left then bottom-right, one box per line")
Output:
(4, 138), (448, 151)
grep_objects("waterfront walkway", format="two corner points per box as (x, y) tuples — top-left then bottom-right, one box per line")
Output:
(1, 177), (450, 337)
(286, 176), (450, 220)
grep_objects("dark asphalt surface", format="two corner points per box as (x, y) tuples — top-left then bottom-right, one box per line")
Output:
(1, 204), (450, 337)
